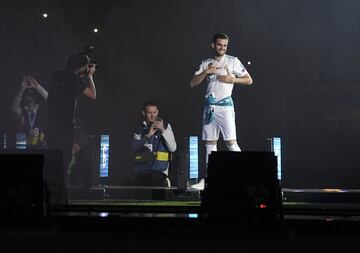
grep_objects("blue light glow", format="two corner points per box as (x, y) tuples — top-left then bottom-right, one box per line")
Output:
(272, 137), (282, 180)
(100, 134), (110, 177)
(189, 136), (199, 179)
(16, 133), (27, 149)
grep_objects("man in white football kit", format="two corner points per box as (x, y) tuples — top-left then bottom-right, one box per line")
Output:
(190, 33), (253, 190)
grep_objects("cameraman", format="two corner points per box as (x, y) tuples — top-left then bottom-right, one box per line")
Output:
(46, 50), (96, 175)
(12, 76), (48, 149)
(132, 101), (177, 187)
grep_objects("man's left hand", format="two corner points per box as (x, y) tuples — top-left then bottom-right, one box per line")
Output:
(217, 74), (234, 83)
(217, 67), (234, 83)
(154, 119), (166, 133)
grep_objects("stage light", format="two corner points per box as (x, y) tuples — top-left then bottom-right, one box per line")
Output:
(189, 136), (199, 180)
(268, 137), (282, 180)
(99, 134), (110, 177)
(247, 61), (251, 65)
(2, 134), (7, 149)
(42, 13), (48, 18)
(99, 212), (109, 218)
(16, 133), (27, 149)
(93, 28), (99, 33)
(259, 203), (268, 209)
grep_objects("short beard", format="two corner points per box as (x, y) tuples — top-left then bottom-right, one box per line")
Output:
(215, 50), (225, 57)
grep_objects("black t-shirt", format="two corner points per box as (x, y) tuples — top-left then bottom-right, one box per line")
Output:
(47, 70), (87, 133)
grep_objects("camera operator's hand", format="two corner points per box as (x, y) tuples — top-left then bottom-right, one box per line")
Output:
(88, 64), (96, 77)
(72, 143), (81, 155)
(154, 119), (166, 133)
(24, 76), (48, 101)
(27, 76), (40, 88)
(20, 76), (29, 90)
(83, 65), (97, 100)
(146, 123), (158, 138)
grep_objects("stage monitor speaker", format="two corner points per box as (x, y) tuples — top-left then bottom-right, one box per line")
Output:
(0, 149), (66, 224)
(202, 151), (283, 226)
(176, 137), (190, 190)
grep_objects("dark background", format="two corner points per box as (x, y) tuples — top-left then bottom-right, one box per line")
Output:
(1, 0), (360, 188)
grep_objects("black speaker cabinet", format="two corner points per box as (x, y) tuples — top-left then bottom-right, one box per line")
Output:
(0, 149), (66, 223)
(202, 151), (283, 226)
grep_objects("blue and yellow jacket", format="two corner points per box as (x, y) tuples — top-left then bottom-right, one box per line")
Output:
(132, 121), (176, 172)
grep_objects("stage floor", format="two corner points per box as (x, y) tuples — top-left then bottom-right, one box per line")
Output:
(3, 187), (360, 252)
(59, 186), (360, 222)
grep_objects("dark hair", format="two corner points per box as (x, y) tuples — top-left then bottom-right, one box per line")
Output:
(20, 88), (43, 109)
(212, 33), (229, 43)
(65, 52), (90, 71)
(143, 101), (159, 111)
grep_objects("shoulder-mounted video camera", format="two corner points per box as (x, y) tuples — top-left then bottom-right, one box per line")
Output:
(65, 45), (99, 71)
(82, 46), (99, 68)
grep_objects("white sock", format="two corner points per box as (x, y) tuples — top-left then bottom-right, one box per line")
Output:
(226, 142), (241, 151)
(205, 144), (217, 166)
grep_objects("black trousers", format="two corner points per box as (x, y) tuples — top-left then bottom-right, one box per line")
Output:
(46, 131), (73, 171)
